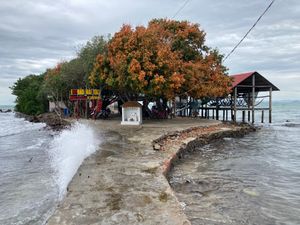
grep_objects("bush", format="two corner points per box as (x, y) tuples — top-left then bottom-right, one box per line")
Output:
(11, 75), (48, 115)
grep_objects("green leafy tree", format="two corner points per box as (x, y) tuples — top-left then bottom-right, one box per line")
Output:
(42, 63), (66, 102)
(60, 58), (86, 88)
(11, 74), (48, 115)
(11, 36), (109, 115)
(42, 36), (109, 101)
(78, 35), (108, 86)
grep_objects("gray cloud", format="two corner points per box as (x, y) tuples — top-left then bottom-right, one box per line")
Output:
(0, 0), (299, 104)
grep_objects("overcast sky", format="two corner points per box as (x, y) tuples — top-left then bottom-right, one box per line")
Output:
(1, 0), (299, 104)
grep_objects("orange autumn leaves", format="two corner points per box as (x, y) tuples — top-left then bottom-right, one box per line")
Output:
(89, 19), (231, 99)
(45, 63), (62, 80)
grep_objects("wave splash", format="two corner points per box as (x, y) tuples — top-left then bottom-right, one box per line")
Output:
(48, 122), (101, 198)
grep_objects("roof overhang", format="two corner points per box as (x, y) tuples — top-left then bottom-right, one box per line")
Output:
(230, 71), (280, 93)
(122, 101), (142, 108)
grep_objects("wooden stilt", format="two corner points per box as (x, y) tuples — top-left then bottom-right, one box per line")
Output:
(234, 87), (237, 122)
(173, 98), (176, 118)
(226, 109), (228, 121)
(247, 93), (251, 122)
(252, 74), (255, 123)
(216, 98), (219, 120)
(248, 110), (250, 122)
(269, 87), (272, 123)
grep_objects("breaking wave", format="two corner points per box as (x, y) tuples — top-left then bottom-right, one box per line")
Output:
(48, 122), (101, 198)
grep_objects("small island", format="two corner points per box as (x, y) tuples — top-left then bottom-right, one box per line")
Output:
(10, 18), (278, 225)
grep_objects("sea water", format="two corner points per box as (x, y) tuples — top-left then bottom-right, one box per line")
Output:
(0, 110), (101, 225)
(169, 100), (300, 225)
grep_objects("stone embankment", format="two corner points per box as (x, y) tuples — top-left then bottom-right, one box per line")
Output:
(0, 109), (12, 113)
(46, 118), (254, 225)
(16, 112), (71, 130)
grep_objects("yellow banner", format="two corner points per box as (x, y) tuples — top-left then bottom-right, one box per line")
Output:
(85, 89), (92, 95)
(78, 89), (85, 95)
(93, 89), (100, 95)
(70, 89), (101, 96)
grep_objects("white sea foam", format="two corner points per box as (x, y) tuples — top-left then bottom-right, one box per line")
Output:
(48, 122), (101, 198)
(0, 113), (45, 137)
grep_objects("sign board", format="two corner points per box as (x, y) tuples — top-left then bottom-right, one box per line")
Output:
(69, 89), (101, 101)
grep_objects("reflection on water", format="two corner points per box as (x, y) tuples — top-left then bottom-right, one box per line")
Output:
(169, 125), (300, 225)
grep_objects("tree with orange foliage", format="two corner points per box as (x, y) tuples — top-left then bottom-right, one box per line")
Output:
(43, 63), (65, 101)
(89, 19), (231, 102)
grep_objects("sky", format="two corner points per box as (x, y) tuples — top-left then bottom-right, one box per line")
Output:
(0, 0), (299, 105)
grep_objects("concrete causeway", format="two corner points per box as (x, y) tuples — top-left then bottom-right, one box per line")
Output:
(46, 118), (243, 225)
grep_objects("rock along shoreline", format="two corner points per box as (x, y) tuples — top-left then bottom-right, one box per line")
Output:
(46, 118), (255, 225)
(15, 112), (71, 130)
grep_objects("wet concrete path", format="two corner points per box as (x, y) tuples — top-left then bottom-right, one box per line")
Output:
(46, 118), (224, 225)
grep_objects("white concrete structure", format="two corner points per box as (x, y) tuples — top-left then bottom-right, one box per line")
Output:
(121, 101), (142, 125)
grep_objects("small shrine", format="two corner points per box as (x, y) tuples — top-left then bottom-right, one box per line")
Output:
(121, 101), (142, 125)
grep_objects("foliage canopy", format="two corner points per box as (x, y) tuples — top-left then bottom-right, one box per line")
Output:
(11, 19), (232, 116)
(89, 19), (232, 101)
(11, 36), (108, 115)
(10, 75), (47, 115)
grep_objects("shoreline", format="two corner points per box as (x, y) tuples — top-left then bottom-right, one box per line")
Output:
(15, 112), (71, 130)
(46, 118), (254, 225)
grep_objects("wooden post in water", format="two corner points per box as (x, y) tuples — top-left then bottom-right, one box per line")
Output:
(173, 98), (176, 118)
(248, 93), (251, 122)
(189, 97), (191, 117)
(207, 107), (210, 119)
(261, 110), (264, 123)
(230, 95), (233, 121)
(216, 98), (219, 120)
(269, 87), (272, 123)
(248, 110), (250, 122)
(252, 74), (255, 123)
(185, 104), (187, 117)
(233, 87), (237, 122)
(178, 96), (182, 117)
(226, 108), (228, 121)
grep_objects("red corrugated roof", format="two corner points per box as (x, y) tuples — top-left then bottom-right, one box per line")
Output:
(230, 71), (256, 88)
